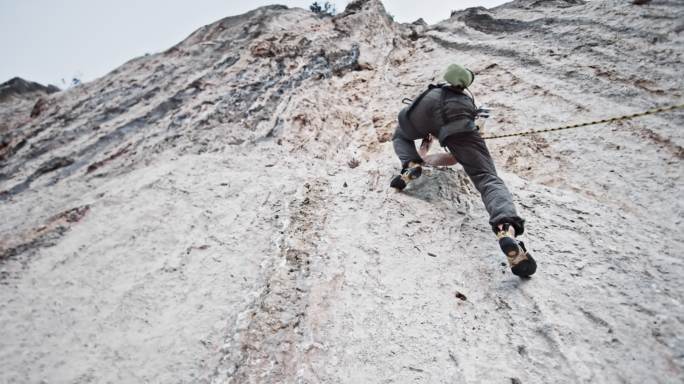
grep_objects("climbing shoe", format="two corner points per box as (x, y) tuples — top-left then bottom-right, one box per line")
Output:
(390, 162), (422, 191)
(497, 227), (536, 278)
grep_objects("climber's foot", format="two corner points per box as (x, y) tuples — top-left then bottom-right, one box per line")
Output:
(390, 162), (422, 191)
(390, 175), (407, 190)
(497, 225), (536, 278)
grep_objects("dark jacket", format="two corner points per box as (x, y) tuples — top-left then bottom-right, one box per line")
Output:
(397, 86), (477, 145)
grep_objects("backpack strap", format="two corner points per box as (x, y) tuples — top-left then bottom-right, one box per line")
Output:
(405, 83), (442, 118)
(404, 83), (477, 125)
(440, 87), (449, 125)
(440, 86), (477, 125)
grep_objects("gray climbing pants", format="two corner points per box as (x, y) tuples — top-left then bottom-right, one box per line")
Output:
(392, 127), (525, 235)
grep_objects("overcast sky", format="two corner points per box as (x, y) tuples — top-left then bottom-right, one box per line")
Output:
(0, 0), (507, 87)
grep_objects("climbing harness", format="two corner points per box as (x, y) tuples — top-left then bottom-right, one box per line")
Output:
(481, 103), (684, 140)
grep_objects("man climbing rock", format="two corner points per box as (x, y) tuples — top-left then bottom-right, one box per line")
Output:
(390, 64), (537, 277)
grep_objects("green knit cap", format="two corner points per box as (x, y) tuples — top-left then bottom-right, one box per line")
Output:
(443, 64), (474, 88)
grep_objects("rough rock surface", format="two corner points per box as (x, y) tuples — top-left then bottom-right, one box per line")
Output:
(1, 0), (683, 382)
(0, 77), (60, 147)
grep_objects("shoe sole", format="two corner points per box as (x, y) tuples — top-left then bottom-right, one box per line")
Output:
(512, 254), (537, 277)
(499, 237), (520, 257)
(390, 175), (407, 190)
(499, 237), (536, 277)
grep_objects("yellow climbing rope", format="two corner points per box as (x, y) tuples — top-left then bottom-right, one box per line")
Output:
(482, 103), (684, 140)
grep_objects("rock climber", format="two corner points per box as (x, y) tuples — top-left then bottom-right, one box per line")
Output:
(390, 64), (536, 277)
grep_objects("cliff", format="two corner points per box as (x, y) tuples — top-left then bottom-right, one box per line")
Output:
(0, 0), (682, 382)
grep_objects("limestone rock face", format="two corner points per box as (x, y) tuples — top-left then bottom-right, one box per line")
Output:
(1, 0), (682, 383)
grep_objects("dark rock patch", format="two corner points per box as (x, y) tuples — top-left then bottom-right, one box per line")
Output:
(30, 98), (49, 118)
(0, 77), (59, 103)
(34, 156), (74, 177)
(454, 8), (528, 34)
